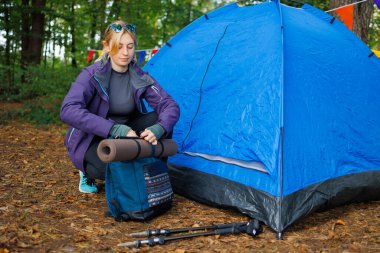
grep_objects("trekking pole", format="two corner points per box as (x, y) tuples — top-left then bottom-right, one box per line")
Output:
(118, 219), (261, 248)
(128, 221), (248, 237)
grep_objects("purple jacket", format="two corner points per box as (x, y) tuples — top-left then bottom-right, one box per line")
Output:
(60, 58), (180, 171)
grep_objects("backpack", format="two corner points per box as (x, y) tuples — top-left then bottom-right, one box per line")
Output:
(103, 139), (175, 221)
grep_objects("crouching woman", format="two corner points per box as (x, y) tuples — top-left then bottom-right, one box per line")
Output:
(60, 21), (180, 193)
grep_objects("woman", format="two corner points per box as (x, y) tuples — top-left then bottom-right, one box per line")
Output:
(60, 21), (180, 193)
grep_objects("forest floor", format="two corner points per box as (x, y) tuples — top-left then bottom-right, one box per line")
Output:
(0, 103), (379, 252)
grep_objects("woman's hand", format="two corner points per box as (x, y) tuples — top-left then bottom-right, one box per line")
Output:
(140, 129), (158, 145)
(126, 129), (138, 137)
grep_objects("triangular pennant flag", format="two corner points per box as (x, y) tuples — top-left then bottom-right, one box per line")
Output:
(97, 50), (103, 58)
(87, 50), (94, 63)
(375, 0), (380, 9)
(373, 50), (380, 58)
(335, 5), (354, 30)
(152, 49), (158, 55)
(139, 51), (146, 66)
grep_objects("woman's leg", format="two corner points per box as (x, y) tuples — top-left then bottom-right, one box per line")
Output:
(83, 111), (160, 181)
(128, 111), (172, 162)
(127, 111), (158, 134)
(84, 136), (106, 180)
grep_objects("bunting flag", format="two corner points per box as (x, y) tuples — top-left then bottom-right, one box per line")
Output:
(87, 48), (158, 65)
(375, 0), (380, 9)
(335, 5), (354, 30)
(87, 50), (94, 63)
(138, 51), (146, 65)
(373, 50), (380, 58)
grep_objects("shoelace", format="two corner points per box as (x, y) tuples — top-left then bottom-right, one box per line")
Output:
(85, 177), (96, 186)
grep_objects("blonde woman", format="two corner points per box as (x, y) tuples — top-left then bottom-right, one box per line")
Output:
(60, 21), (180, 193)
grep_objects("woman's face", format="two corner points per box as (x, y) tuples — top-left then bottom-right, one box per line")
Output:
(109, 32), (135, 72)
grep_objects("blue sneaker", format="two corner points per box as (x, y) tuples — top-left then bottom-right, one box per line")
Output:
(79, 171), (98, 193)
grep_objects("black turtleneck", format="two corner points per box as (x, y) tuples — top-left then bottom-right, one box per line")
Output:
(107, 69), (137, 124)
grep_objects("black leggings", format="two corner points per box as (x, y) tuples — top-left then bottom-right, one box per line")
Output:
(84, 111), (158, 180)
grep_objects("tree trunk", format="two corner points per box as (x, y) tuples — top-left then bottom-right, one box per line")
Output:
(21, 0), (31, 83)
(70, 0), (77, 68)
(29, 0), (46, 65)
(51, 18), (56, 68)
(90, 0), (98, 50)
(98, 0), (107, 39)
(3, 0), (12, 89)
(330, 0), (374, 43)
(43, 0), (53, 67)
(353, 0), (373, 44)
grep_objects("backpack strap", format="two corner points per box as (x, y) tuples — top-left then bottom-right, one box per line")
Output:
(110, 199), (130, 221)
(157, 139), (165, 158)
(131, 139), (142, 160)
(151, 144), (156, 157)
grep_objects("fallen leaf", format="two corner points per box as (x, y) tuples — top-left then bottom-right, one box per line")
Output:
(332, 219), (346, 230)
(16, 241), (31, 248)
(335, 220), (346, 226)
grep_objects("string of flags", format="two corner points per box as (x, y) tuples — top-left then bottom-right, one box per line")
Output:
(86, 0), (380, 63)
(325, 0), (380, 56)
(86, 48), (160, 65)
(326, 0), (380, 31)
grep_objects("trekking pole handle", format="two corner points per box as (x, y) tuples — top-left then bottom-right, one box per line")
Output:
(215, 226), (242, 235)
(118, 236), (165, 248)
(129, 222), (248, 237)
(129, 229), (171, 237)
(245, 219), (262, 237)
(214, 222), (246, 229)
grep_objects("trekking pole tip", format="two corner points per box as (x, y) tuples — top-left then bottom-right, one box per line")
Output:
(129, 231), (148, 237)
(117, 240), (139, 248)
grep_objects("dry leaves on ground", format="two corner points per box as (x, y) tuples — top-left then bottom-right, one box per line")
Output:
(0, 121), (379, 252)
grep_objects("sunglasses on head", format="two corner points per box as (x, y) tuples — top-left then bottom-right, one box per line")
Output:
(108, 23), (136, 33)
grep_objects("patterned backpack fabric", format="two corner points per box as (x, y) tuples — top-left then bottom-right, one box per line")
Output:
(105, 156), (173, 221)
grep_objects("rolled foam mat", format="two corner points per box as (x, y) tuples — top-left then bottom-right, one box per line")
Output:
(97, 138), (178, 162)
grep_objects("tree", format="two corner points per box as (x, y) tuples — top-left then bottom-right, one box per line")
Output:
(330, 0), (374, 44)
(69, 0), (77, 68)
(2, 0), (12, 89)
(21, 0), (46, 66)
(19, 0), (46, 84)
(30, 0), (46, 64)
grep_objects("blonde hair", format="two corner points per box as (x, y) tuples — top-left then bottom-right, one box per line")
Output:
(96, 20), (137, 62)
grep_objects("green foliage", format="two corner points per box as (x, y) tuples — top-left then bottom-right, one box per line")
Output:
(23, 97), (64, 125)
(0, 108), (22, 125)
(0, 61), (79, 125)
(1, 62), (79, 101)
(0, 99), (62, 126)
(28, 65), (78, 99)
(369, 9), (380, 50)
(1, 0), (379, 126)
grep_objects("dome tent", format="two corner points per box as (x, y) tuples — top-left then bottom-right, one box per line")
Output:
(143, 0), (380, 235)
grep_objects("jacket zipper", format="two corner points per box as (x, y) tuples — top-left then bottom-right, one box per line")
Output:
(93, 76), (109, 98)
(67, 127), (76, 143)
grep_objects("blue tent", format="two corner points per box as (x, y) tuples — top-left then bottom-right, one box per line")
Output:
(144, 1), (380, 235)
